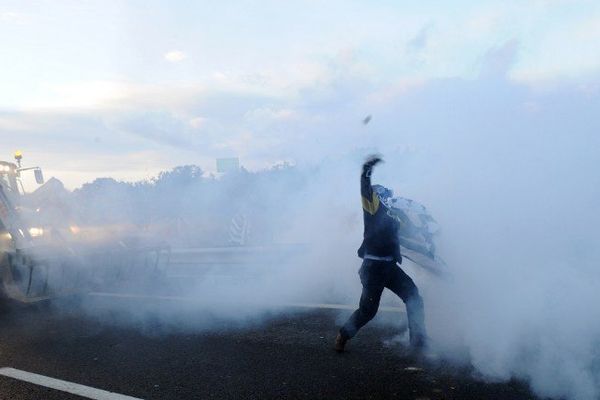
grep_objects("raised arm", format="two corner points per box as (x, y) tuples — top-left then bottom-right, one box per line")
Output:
(361, 155), (382, 215)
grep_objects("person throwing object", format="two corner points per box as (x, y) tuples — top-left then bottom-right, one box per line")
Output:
(335, 155), (427, 352)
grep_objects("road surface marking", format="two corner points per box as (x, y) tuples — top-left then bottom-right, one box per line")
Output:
(0, 367), (143, 400)
(87, 292), (404, 313)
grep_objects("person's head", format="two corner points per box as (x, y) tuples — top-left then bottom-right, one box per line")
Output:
(372, 184), (394, 206)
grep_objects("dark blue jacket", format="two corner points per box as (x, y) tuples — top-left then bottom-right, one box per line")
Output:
(357, 170), (402, 263)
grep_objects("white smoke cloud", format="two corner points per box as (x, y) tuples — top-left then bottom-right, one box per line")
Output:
(4, 36), (600, 399)
(164, 50), (187, 63)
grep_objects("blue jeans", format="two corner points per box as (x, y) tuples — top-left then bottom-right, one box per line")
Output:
(340, 259), (427, 347)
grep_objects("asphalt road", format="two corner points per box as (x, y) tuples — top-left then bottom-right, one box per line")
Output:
(0, 296), (539, 400)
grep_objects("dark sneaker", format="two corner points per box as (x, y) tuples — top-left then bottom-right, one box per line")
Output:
(410, 335), (438, 362)
(334, 332), (348, 352)
(410, 334), (428, 351)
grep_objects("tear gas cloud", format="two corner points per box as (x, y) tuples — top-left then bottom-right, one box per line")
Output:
(34, 73), (600, 400)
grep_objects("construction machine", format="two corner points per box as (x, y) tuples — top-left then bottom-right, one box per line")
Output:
(0, 151), (67, 302)
(0, 152), (170, 303)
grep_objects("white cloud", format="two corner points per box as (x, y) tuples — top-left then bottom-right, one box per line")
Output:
(0, 115), (36, 131)
(189, 117), (207, 129)
(365, 77), (425, 105)
(164, 50), (187, 63)
(17, 81), (130, 111)
(0, 11), (23, 22)
(509, 15), (600, 85)
(244, 108), (296, 123)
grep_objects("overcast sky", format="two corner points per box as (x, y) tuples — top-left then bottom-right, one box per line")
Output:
(1, 0), (599, 189)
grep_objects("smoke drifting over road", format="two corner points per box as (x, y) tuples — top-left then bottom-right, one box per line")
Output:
(36, 72), (600, 400)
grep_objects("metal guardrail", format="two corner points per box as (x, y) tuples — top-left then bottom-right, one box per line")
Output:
(168, 244), (306, 265)
(163, 244), (308, 281)
(1, 243), (307, 301)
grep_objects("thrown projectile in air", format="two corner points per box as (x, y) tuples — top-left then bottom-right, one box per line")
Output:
(362, 115), (372, 125)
